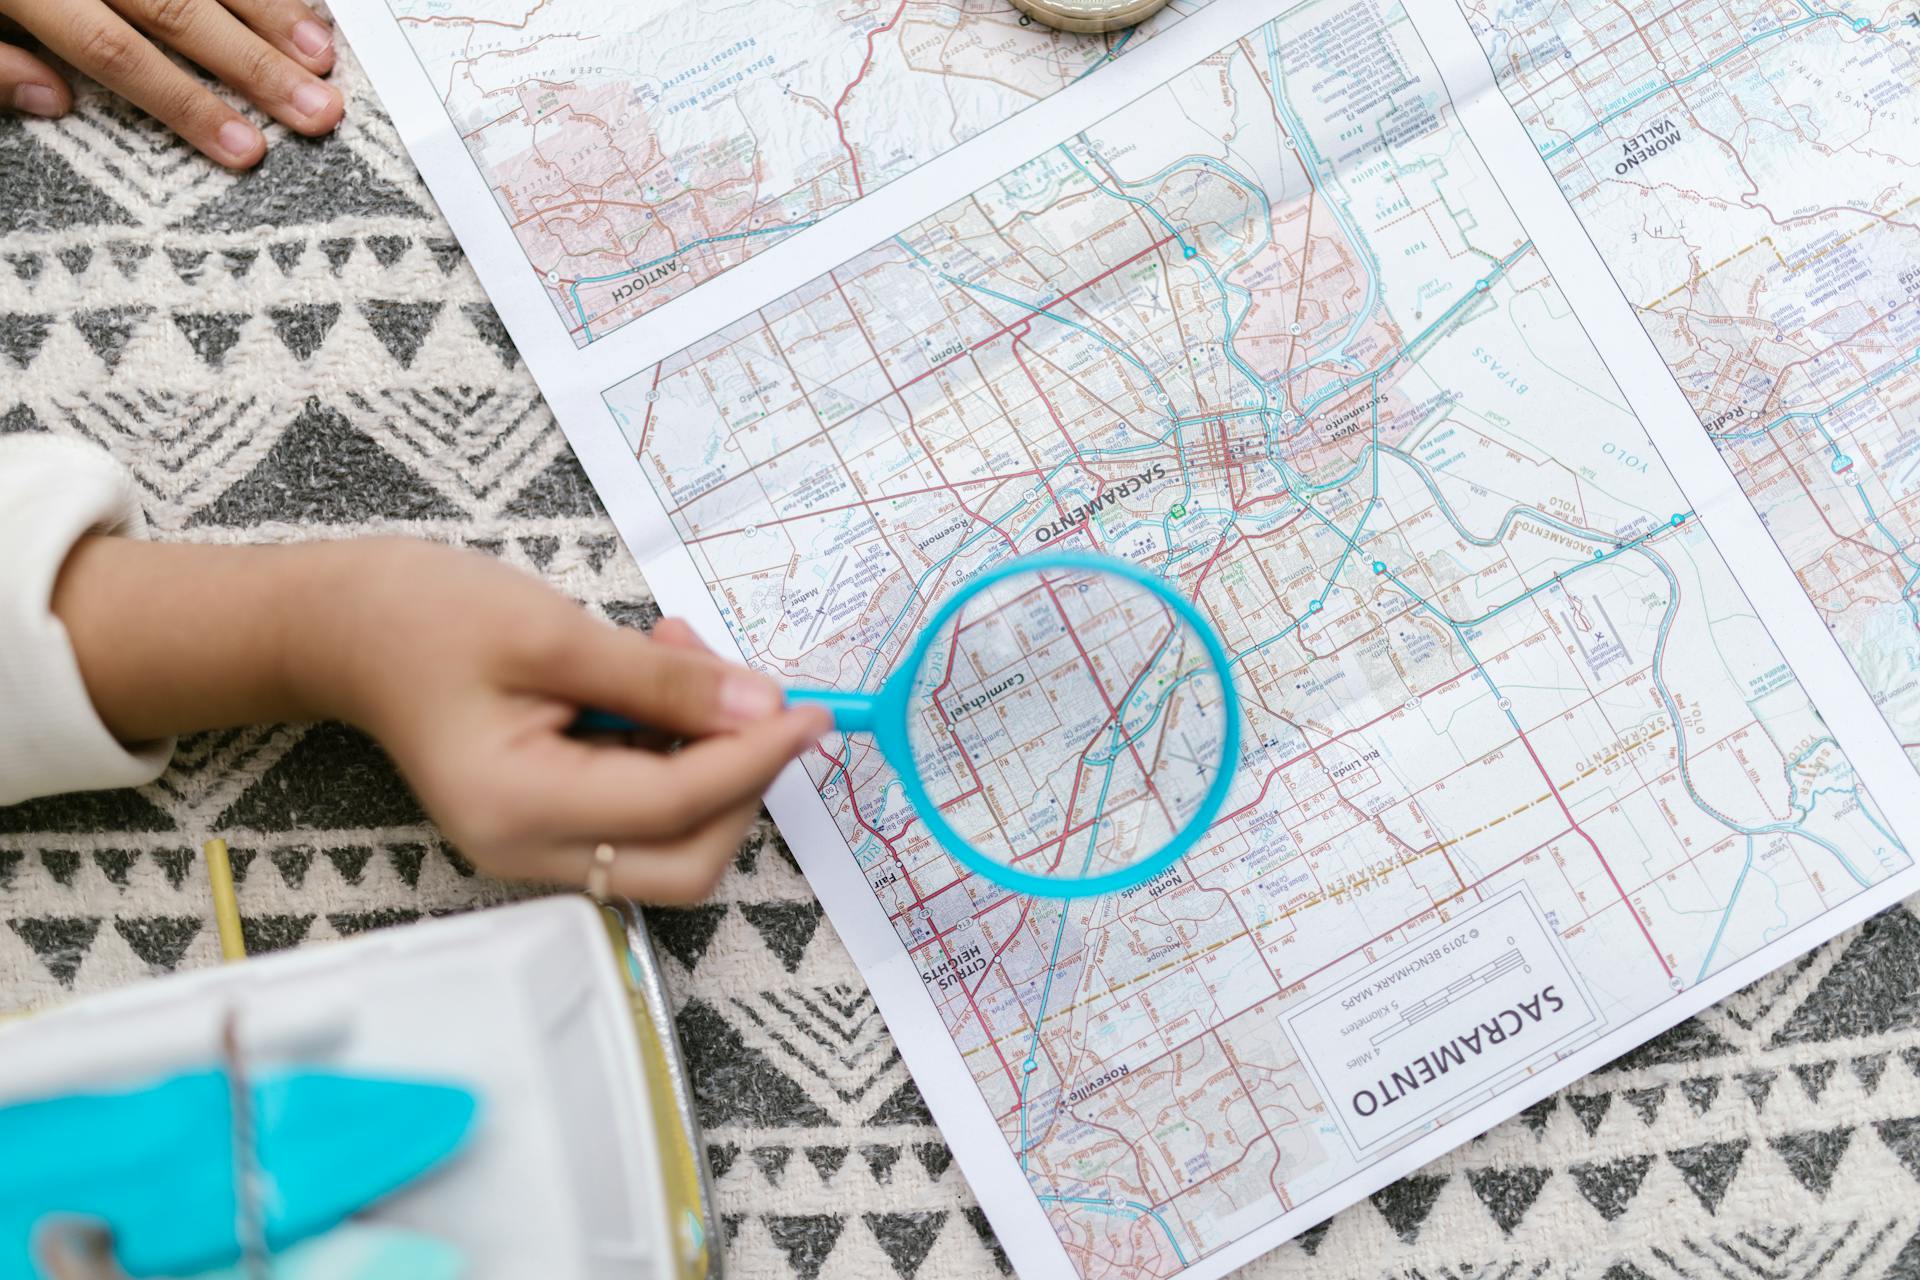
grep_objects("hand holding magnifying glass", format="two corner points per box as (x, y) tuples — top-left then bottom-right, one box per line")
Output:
(578, 552), (1242, 899)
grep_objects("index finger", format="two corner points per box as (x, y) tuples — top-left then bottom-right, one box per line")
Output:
(530, 703), (830, 840)
(540, 616), (787, 739)
(14, 0), (262, 166)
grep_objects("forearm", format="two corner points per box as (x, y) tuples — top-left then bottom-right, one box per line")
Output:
(50, 536), (346, 744)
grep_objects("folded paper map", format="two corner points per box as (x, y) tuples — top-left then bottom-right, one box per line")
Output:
(330, 1), (1920, 1274)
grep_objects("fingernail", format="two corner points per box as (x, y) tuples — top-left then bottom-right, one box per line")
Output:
(292, 19), (333, 57)
(720, 674), (781, 721)
(12, 84), (60, 118)
(292, 80), (335, 119)
(216, 118), (261, 160)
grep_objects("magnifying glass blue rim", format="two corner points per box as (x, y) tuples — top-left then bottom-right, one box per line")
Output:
(791, 550), (1242, 900)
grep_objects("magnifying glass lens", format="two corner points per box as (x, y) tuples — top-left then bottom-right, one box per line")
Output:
(905, 565), (1230, 886)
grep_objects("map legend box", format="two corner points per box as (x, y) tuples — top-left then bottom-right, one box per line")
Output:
(1286, 890), (1601, 1157)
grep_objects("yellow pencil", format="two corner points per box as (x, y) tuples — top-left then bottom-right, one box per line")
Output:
(204, 839), (246, 962)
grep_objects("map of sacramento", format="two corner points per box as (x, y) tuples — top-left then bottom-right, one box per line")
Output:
(384, 0), (1209, 346)
(608, 1), (1913, 1274)
(1464, 0), (1920, 762)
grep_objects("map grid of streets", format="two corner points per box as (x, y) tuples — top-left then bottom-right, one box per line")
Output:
(1464, 0), (1920, 763)
(605, 2), (1914, 1275)
(385, 0), (1209, 346)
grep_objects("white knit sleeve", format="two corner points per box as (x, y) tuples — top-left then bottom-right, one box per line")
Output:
(0, 434), (174, 805)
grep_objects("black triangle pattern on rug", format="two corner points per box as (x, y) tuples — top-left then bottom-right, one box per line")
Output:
(326, 847), (374, 884)
(1794, 1060), (1839, 1102)
(1668, 1139), (1749, 1213)
(329, 909), (424, 937)
(216, 722), (426, 831)
(360, 299), (443, 368)
(752, 1146), (793, 1185)
(644, 904), (728, 970)
(92, 850), (136, 886)
(1738, 1069), (1776, 1111)
(0, 784), (174, 836)
(173, 135), (425, 231)
(805, 1145), (848, 1182)
(239, 915), (316, 954)
(365, 235), (412, 267)
(1886, 1224), (1920, 1280)
(1680, 1076), (1721, 1114)
(10, 916), (102, 986)
(268, 303), (341, 360)
(461, 301), (520, 368)
(1371, 1172), (1447, 1242)
(742, 900), (825, 973)
(151, 849), (194, 889)
(270, 847), (314, 888)
(862, 1144), (900, 1183)
(766, 1215), (843, 1280)
(960, 1207), (1011, 1275)
(191, 398), (459, 526)
(1772, 908), (1920, 1045)
(108, 243), (150, 279)
(1570, 1155), (1654, 1222)
(867, 1078), (935, 1127)
(912, 1142), (951, 1180)
(1464, 1166), (1550, 1234)
(676, 999), (830, 1128)
(114, 916), (202, 972)
(0, 313), (51, 369)
(1769, 1127), (1854, 1197)
(1876, 1117), (1920, 1182)
(0, 119), (134, 232)
(42, 851), (80, 887)
(1622, 1085), (1666, 1125)
(73, 306), (153, 370)
(1601, 1015), (1736, 1072)
(864, 1211), (946, 1279)
(166, 247), (208, 283)
(173, 312), (248, 366)
(1, 401), (41, 434)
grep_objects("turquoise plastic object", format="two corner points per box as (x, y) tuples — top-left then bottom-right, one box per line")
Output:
(0, 1069), (477, 1279)
(794, 550), (1241, 898)
(577, 551), (1242, 898)
(186, 1226), (464, 1279)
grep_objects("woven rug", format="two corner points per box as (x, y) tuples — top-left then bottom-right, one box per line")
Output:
(2, 40), (1919, 1280)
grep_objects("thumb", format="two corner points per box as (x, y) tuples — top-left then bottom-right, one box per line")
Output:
(0, 42), (70, 118)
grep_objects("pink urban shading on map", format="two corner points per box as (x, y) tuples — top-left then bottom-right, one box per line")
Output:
(389, 0), (1211, 345)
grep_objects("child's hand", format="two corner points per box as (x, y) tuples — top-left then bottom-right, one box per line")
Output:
(53, 535), (830, 903)
(0, 0), (342, 167)
(301, 539), (831, 901)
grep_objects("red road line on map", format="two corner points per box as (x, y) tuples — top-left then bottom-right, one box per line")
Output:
(664, 231), (1177, 522)
(890, 232), (1180, 397)
(1510, 716), (1673, 979)
(634, 363), (664, 454)
(832, 0), (910, 197)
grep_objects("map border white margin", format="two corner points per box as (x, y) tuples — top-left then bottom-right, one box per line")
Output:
(323, 0), (1920, 1275)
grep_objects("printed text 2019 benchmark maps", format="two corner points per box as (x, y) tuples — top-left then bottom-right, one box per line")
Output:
(1465, 0), (1920, 760)
(605, 2), (1913, 1273)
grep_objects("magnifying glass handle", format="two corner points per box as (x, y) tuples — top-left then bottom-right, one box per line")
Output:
(570, 707), (643, 735)
(785, 687), (877, 733)
(569, 687), (875, 737)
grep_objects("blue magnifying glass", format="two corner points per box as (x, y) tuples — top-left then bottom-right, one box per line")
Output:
(584, 551), (1241, 899)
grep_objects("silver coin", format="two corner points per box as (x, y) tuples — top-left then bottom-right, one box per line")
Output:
(1011, 0), (1173, 35)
